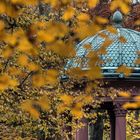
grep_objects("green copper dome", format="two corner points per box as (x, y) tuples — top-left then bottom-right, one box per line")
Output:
(66, 11), (140, 78)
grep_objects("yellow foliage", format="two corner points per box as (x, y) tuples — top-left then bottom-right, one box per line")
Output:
(32, 74), (46, 87)
(86, 67), (102, 80)
(8, 67), (22, 76)
(119, 36), (127, 43)
(110, 0), (131, 14)
(37, 22), (68, 43)
(106, 26), (118, 34)
(119, 1), (130, 14)
(135, 20), (140, 25)
(116, 65), (132, 76)
(122, 102), (138, 109)
(46, 69), (59, 85)
(71, 108), (84, 119)
(4, 34), (18, 46)
(46, 40), (76, 57)
(0, 74), (10, 91)
(0, 74), (18, 91)
(11, 0), (38, 5)
(9, 78), (19, 88)
(135, 59), (140, 65)
(2, 48), (13, 58)
(88, 0), (99, 8)
(27, 62), (39, 71)
(134, 96), (140, 101)
(75, 22), (101, 39)
(18, 38), (33, 52)
(77, 13), (90, 22)
(101, 39), (113, 48)
(57, 104), (68, 113)
(17, 54), (29, 66)
(96, 16), (109, 24)
(60, 94), (73, 106)
(43, 0), (59, 7)
(0, 2), (6, 14)
(62, 7), (75, 21)
(68, 67), (87, 79)
(83, 44), (92, 49)
(21, 100), (40, 119)
(118, 91), (131, 98)
(36, 95), (50, 111)
(0, 20), (5, 31)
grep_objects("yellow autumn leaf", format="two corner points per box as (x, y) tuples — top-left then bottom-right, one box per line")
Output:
(60, 94), (73, 106)
(135, 20), (140, 25)
(46, 40), (76, 57)
(98, 46), (107, 55)
(37, 30), (56, 43)
(98, 32), (108, 39)
(83, 44), (92, 49)
(0, 2), (6, 14)
(45, 69), (59, 85)
(122, 102), (138, 109)
(118, 91), (131, 98)
(135, 59), (140, 64)
(110, 0), (118, 11)
(75, 22), (101, 39)
(0, 74), (10, 91)
(116, 65), (132, 76)
(21, 100), (40, 119)
(36, 95), (50, 111)
(27, 62), (39, 71)
(101, 39), (113, 48)
(11, 0), (38, 5)
(119, 1), (130, 14)
(96, 16), (109, 24)
(32, 74), (46, 87)
(77, 13), (90, 22)
(9, 79), (19, 88)
(0, 20), (5, 31)
(43, 0), (59, 7)
(71, 108), (84, 119)
(62, 7), (75, 21)
(18, 38), (33, 52)
(134, 96), (140, 101)
(88, 0), (99, 8)
(68, 67), (87, 79)
(86, 67), (102, 80)
(119, 36), (127, 43)
(2, 48), (13, 58)
(17, 54), (29, 66)
(106, 26), (118, 34)
(37, 22), (68, 43)
(84, 95), (93, 104)
(8, 67), (22, 76)
(4, 34), (17, 46)
(57, 104), (68, 113)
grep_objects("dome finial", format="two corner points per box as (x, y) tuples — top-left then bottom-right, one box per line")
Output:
(112, 10), (123, 24)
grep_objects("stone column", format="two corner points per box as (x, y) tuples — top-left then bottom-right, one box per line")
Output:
(75, 118), (88, 140)
(114, 102), (127, 140)
(108, 102), (127, 140)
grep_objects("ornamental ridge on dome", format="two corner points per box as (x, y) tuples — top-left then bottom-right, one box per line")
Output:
(66, 11), (140, 79)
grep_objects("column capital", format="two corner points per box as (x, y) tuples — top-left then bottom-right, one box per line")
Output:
(113, 102), (127, 117)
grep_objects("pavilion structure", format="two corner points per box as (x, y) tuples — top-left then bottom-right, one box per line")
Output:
(66, 11), (140, 140)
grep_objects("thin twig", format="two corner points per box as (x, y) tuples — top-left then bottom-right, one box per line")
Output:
(18, 71), (34, 88)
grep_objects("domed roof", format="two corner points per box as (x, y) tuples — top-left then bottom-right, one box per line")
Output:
(66, 11), (140, 78)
